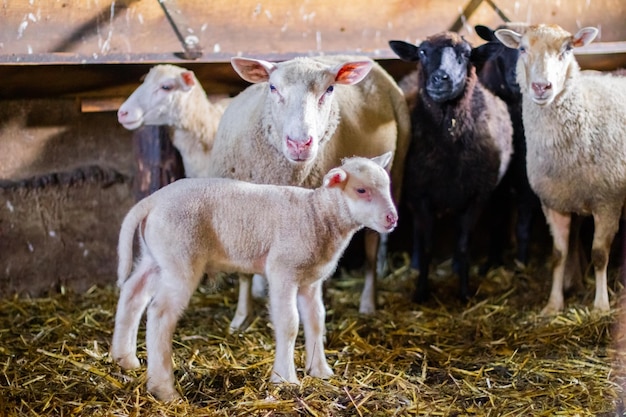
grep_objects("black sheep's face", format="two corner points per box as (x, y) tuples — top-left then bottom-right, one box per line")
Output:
(419, 40), (471, 103)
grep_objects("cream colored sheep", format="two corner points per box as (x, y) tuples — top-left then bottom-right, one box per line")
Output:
(110, 154), (398, 401)
(496, 24), (626, 314)
(206, 55), (410, 326)
(117, 64), (230, 177)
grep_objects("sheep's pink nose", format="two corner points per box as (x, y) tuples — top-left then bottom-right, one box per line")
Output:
(286, 136), (313, 153)
(531, 82), (552, 96)
(386, 211), (398, 228)
(117, 108), (128, 122)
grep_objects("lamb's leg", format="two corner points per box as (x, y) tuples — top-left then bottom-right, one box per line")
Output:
(229, 273), (254, 332)
(297, 280), (333, 379)
(541, 208), (571, 315)
(360, 229), (380, 314)
(145, 272), (196, 401)
(111, 257), (155, 370)
(590, 208), (620, 313)
(267, 275), (300, 384)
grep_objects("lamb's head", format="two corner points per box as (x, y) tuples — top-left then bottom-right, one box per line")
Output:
(231, 56), (373, 163)
(117, 64), (197, 130)
(495, 24), (598, 106)
(389, 32), (473, 103)
(322, 152), (398, 234)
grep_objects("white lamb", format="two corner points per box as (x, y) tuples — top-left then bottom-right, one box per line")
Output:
(495, 24), (626, 314)
(205, 55), (410, 326)
(110, 154), (398, 401)
(117, 64), (231, 178)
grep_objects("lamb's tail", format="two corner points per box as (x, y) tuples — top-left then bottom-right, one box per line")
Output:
(117, 196), (153, 287)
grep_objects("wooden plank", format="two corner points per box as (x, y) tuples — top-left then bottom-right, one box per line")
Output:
(80, 97), (126, 113)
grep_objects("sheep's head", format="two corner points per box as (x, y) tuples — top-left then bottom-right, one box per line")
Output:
(389, 32), (472, 103)
(117, 64), (196, 130)
(323, 152), (398, 233)
(472, 24), (526, 100)
(495, 24), (598, 106)
(230, 56), (373, 164)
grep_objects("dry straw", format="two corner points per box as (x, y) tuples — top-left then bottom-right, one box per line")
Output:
(0, 253), (623, 416)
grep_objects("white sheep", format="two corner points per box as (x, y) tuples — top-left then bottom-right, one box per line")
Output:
(205, 55), (410, 326)
(110, 153), (398, 401)
(495, 24), (626, 314)
(117, 64), (231, 178)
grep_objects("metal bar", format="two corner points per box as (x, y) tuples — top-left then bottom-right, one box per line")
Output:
(485, 0), (511, 23)
(449, 0), (485, 32)
(157, 0), (203, 60)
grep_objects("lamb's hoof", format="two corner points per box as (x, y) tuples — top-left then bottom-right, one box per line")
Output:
(593, 301), (611, 315)
(149, 384), (182, 402)
(229, 313), (252, 333)
(358, 301), (376, 315)
(270, 372), (300, 385)
(308, 363), (334, 379)
(114, 354), (141, 370)
(540, 302), (563, 316)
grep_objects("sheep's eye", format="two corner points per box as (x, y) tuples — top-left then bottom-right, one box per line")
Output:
(356, 188), (366, 194)
(519, 46), (526, 54)
(160, 84), (173, 91)
(269, 84), (277, 92)
(326, 85), (334, 94)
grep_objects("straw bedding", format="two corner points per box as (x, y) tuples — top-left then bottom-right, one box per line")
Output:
(1, 253), (624, 416)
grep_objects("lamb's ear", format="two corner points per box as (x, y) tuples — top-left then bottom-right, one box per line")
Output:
(179, 71), (196, 91)
(388, 40), (421, 62)
(371, 152), (393, 170)
(572, 27), (598, 48)
(494, 29), (522, 49)
(332, 61), (374, 85)
(323, 168), (348, 188)
(231, 57), (276, 83)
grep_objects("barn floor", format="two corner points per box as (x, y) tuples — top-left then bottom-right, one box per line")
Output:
(1, 251), (624, 416)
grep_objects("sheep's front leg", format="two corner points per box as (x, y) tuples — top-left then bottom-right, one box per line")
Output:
(229, 273), (254, 332)
(360, 229), (380, 314)
(542, 207), (571, 315)
(590, 208), (620, 313)
(268, 277), (300, 384)
(298, 280), (333, 379)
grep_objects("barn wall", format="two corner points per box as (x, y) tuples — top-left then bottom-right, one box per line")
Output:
(0, 99), (134, 296)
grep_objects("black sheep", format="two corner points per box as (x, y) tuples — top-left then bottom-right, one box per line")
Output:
(472, 24), (540, 269)
(389, 31), (513, 302)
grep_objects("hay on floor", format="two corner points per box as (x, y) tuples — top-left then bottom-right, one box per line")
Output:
(0, 252), (623, 416)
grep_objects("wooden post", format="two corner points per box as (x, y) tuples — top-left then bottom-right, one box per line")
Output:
(132, 125), (185, 201)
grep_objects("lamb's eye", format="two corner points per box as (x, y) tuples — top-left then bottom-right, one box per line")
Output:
(519, 46), (526, 54)
(356, 188), (366, 194)
(326, 85), (334, 94)
(161, 84), (172, 91)
(269, 84), (277, 92)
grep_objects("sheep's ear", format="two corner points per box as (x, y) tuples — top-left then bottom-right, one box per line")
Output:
(471, 42), (504, 66)
(572, 27), (598, 48)
(323, 168), (348, 188)
(495, 29), (522, 49)
(388, 40), (421, 62)
(179, 71), (196, 91)
(231, 57), (276, 83)
(332, 61), (374, 85)
(475, 25), (496, 41)
(371, 152), (393, 170)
